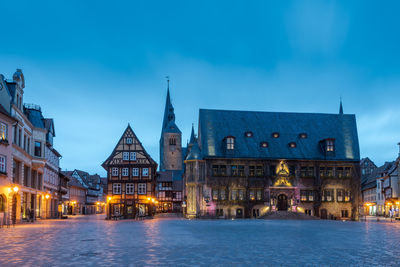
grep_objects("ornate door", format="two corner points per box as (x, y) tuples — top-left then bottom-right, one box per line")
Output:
(277, 194), (288, 211)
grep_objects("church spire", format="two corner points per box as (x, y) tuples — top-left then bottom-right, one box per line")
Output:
(339, 97), (343, 114)
(189, 123), (196, 144)
(162, 76), (175, 130)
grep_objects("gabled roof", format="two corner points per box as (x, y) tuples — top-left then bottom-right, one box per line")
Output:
(44, 118), (55, 136)
(198, 109), (360, 161)
(102, 124), (157, 168)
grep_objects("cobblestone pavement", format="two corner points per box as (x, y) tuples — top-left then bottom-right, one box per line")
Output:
(1, 215), (400, 266)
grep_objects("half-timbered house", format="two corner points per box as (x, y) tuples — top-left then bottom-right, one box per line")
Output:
(102, 124), (157, 219)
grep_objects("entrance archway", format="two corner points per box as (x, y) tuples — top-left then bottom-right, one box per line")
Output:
(277, 194), (288, 211)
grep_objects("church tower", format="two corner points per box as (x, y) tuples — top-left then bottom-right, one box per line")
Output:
(160, 80), (182, 171)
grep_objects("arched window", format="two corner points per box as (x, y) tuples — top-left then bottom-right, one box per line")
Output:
(169, 137), (176, 146)
(0, 194), (5, 212)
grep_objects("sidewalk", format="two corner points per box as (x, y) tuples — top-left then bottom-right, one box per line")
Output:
(362, 215), (400, 223)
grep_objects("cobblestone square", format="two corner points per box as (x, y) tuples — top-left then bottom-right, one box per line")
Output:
(1, 215), (400, 266)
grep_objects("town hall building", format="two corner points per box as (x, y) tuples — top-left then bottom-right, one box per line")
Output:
(184, 104), (361, 220)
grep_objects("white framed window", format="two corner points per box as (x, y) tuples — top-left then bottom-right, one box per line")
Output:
(138, 183), (146, 194)
(123, 152), (129, 161)
(130, 152), (136, 161)
(0, 123), (7, 140)
(142, 168), (149, 176)
(126, 183), (134, 194)
(126, 137), (133, 144)
(132, 168), (139, 177)
(122, 168), (129, 177)
(226, 137), (235, 150)
(113, 183), (121, 194)
(112, 168), (119, 176)
(0, 155), (6, 173)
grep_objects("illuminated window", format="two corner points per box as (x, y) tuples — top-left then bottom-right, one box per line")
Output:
(226, 137), (235, 150)
(238, 189), (244, 200)
(260, 142), (268, 148)
(112, 168), (118, 176)
(126, 138), (133, 144)
(0, 123), (7, 140)
(272, 132), (279, 138)
(126, 183), (134, 194)
(132, 168), (139, 177)
(123, 152), (129, 161)
(212, 189), (218, 200)
(326, 139), (335, 152)
(113, 183), (121, 194)
(138, 183), (146, 194)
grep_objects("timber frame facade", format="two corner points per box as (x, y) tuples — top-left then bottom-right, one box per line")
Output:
(102, 124), (157, 219)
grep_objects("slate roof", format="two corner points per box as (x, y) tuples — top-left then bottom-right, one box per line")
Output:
(5, 81), (16, 101)
(68, 176), (87, 189)
(361, 161), (395, 191)
(164, 120), (182, 134)
(198, 109), (360, 161)
(186, 140), (202, 160)
(24, 106), (45, 128)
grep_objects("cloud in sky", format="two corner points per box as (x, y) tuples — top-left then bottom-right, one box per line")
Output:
(1, 0), (399, 175)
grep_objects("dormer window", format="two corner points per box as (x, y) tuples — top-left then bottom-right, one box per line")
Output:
(289, 142), (296, 148)
(245, 132), (253, 138)
(272, 132), (280, 138)
(226, 137), (235, 150)
(299, 133), (307, 139)
(126, 138), (133, 144)
(260, 142), (268, 148)
(326, 139), (335, 152)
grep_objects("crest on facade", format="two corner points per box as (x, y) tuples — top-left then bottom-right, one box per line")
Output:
(273, 161), (292, 187)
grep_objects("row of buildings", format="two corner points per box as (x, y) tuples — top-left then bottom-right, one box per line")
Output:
(0, 69), (106, 226)
(361, 153), (400, 218)
(105, 82), (362, 220)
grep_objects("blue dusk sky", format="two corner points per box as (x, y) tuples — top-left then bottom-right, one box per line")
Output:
(1, 1), (399, 176)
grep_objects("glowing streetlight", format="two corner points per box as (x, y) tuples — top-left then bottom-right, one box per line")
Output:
(107, 196), (112, 201)
(13, 186), (19, 193)
(45, 194), (50, 199)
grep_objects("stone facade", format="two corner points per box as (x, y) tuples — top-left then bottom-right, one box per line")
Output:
(184, 108), (361, 220)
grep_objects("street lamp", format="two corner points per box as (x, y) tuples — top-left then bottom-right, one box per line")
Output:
(13, 186), (19, 193)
